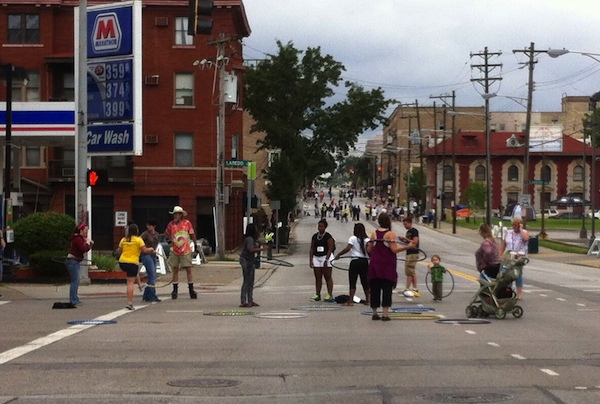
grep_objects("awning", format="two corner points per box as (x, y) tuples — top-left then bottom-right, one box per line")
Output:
(45, 53), (74, 64)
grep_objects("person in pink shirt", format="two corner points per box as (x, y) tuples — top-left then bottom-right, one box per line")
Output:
(164, 206), (198, 300)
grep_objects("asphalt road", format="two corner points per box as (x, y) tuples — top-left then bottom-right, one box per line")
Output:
(2, 197), (600, 403)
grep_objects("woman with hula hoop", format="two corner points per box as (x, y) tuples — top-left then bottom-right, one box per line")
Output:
(333, 223), (370, 306)
(309, 219), (335, 302)
(65, 223), (94, 306)
(239, 223), (269, 308)
(367, 213), (415, 321)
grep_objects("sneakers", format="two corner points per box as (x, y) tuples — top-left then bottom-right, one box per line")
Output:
(381, 316), (391, 322)
(413, 289), (421, 298)
(125, 303), (135, 311)
(310, 294), (321, 301)
(324, 294), (334, 302)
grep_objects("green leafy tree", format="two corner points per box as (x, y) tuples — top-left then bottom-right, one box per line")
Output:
(406, 167), (425, 201)
(14, 211), (75, 256)
(463, 180), (487, 215)
(245, 41), (392, 221)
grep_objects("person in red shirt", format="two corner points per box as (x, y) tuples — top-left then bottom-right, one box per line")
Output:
(65, 223), (94, 305)
(164, 206), (198, 299)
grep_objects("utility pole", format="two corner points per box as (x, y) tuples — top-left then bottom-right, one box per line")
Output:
(415, 100), (425, 217)
(430, 93), (455, 229)
(207, 34), (230, 260)
(471, 47), (502, 225)
(512, 43), (545, 208)
(432, 102), (438, 228)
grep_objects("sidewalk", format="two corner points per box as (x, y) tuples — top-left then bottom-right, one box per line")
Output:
(432, 221), (600, 269)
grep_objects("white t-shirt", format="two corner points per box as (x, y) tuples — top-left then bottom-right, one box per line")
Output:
(347, 235), (370, 259)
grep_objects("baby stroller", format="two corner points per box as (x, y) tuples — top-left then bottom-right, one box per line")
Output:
(466, 251), (528, 319)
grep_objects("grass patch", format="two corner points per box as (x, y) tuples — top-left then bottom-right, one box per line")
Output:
(538, 238), (588, 254)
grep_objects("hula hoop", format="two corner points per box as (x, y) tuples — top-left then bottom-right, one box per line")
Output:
(67, 319), (117, 325)
(436, 318), (491, 325)
(425, 270), (455, 298)
(52, 257), (94, 265)
(262, 257), (294, 267)
(329, 256), (368, 271)
(369, 239), (427, 262)
(203, 310), (255, 316)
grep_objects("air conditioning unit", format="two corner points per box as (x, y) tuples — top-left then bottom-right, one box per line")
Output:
(144, 134), (159, 144)
(144, 75), (159, 86)
(155, 17), (168, 27)
(62, 167), (75, 177)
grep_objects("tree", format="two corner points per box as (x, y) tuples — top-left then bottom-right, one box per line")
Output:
(245, 41), (392, 221)
(463, 180), (487, 216)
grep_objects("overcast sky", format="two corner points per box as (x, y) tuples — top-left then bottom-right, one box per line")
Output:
(242, 0), (600, 147)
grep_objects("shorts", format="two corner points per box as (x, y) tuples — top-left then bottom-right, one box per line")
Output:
(168, 253), (193, 270)
(312, 255), (333, 268)
(119, 262), (140, 278)
(405, 254), (418, 276)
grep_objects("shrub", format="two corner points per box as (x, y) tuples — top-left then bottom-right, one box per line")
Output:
(28, 250), (69, 278)
(92, 253), (119, 271)
(14, 212), (75, 257)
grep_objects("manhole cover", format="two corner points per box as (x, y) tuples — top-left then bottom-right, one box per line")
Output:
(254, 312), (308, 319)
(167, 378), (240, 388)
(291, 305), (342, 311)
(67, 319), (117, 325)
(436, 318), (492, 325)
(203, 310), (255, 316)
(419, 392), (513, 403)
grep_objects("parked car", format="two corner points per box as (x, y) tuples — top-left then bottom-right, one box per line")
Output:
(588, 210), (600, 219)
(536, 208), (561, 218)
(550, 212), (583, 219)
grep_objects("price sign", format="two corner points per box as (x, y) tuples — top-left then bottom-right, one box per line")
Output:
(87, 58), (133, 122)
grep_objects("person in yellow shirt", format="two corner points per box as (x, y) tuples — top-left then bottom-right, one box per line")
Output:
(117, 223), (155, 310)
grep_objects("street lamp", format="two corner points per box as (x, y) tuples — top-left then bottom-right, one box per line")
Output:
(546, 48), (600, 242)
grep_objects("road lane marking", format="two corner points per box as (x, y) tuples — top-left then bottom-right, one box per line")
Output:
(577, 303), (586, 307)
(448, 269), (479, 283)
(0, 301), (9, 306)
(488, 342), (500, 347)
(465, 330), (476, 335)
(540, 294), (548, 297)
(556, 298), (566, 302)
(575, 387), (588, 390)
(512, 354), (526, 360)
(0, 307), (144, 365)
(541, 369), (559, 376)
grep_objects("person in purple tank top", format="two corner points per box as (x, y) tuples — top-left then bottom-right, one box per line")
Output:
(366, 213), (415, 321)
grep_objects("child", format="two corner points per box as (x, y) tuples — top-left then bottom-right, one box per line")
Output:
(428, 254), (446, 302)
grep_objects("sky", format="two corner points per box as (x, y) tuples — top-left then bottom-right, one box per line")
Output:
(241, 0), (600, 149)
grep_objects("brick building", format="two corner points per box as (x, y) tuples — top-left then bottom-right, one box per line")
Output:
(0, 0), (251, 251)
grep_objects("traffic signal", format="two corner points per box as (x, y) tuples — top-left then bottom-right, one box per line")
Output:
(87, 169), (108, 187)
(188, 0), (213, 36)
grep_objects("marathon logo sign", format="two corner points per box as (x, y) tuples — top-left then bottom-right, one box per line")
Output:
(92, 13), (122, 53)
(87, 5), (133, 58)
(87, 123), (134, 153)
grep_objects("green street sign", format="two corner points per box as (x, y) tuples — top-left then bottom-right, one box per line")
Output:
(529, 179), (549, 185)
(225, 160), (250, 167)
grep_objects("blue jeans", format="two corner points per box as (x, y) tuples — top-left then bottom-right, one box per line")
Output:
(65, 258), (81, 304)
(141, 254), (160, 301)
(239, 257), (255, 304)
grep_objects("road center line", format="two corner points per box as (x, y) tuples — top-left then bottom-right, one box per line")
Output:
(0, 301), (10, 306)
(488, 342), (500, 347)
(465, 330), (476, 335)
(540, 368), (559, 376)
(512, 354), (526, 360)
(556, 298), (566, 302)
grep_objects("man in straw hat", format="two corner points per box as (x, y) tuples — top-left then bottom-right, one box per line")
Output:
(164, 206), (198, 299)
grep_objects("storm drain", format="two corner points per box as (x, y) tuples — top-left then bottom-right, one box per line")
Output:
(291, 305), (342, 311)
(254, 312), (308, 319)
(418, 392), (513, 403)
(167, 378), (240, 388)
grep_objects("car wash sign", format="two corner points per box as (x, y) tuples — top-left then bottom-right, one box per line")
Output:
(84, 1), (142, 156)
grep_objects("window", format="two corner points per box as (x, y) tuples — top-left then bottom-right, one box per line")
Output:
(24, 146), (41, 167)
(175, 132), (193, 167)
(475, 164), (486, 182)
(443, 165), (453, 181)
(11, 71), (39, 102)
(541, 165), (551, 182)
(573, 165), (584, 181)
(8, 14), (40, 44)
(175, 17), (194, 45)
(231, 134), (239, 160)
(62, 72), (75, 101)
(174, 73), (194, 106)
(508, 165), (519, 182)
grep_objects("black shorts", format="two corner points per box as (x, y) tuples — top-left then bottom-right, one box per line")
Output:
(119, 262), (140, 278)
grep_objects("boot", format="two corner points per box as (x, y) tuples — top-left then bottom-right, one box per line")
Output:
(171, 283), (178, 300)
(189, 283), (197, 299)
